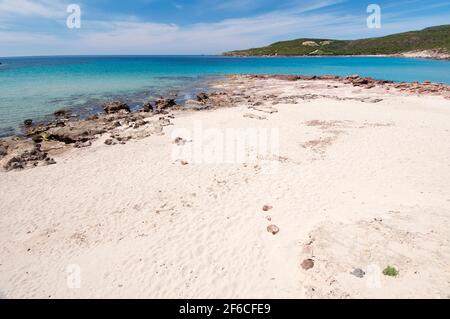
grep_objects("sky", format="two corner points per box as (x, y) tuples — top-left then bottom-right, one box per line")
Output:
(0, 0), (449, 57)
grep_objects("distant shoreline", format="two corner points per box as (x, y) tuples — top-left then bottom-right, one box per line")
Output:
(220, 53), (450, 61)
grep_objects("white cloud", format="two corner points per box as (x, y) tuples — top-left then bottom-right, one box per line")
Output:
(0, 0), (67, 18)
(0, 0), (449, 56)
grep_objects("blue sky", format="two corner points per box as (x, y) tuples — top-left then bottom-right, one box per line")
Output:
(0, 0), (449, 56)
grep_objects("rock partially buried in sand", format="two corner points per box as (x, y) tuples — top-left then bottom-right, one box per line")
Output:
(173, 137), (186, 146)
(249, 105), (278, 114)
(301, 259), (314, 270)
(104, 139), (116, 146)
(243, 113), (267, 120)
(267, 224), (279, 235)
(103, 101), (130, 114)
(74, 141), (92, 148)
(350, 268), (365, 278)
(184, 99), (207, 110)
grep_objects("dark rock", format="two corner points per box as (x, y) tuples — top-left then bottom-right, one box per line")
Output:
(103, 101), (130, 114)
(197, 92), (209, 102)
(4, 157), (24, 171)
(350, 268), (365, 278)
(74, 141), (92, 148)
(32, 136), (43, 143)
(24, 119), (33, 126)
(55, 120), (66, 127)
(267, 224), (279, 235)
(262, 205), (273, 211)
(352, 77), (370, 86)
(142, 102), (153, 112)
(301, 259), (314, 270)
(86, 114), (99, 121)
(154, 97), (177, 113)
(173, 137), (186, 145)
(104, 139), (115, 145)
(53, 109), (67, 117)
(44, 158), (56, 165)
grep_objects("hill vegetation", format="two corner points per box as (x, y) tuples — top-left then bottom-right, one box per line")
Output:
(223, 25), (450, 58)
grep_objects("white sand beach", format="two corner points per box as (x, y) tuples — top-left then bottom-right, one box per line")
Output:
(1, 76), (450, 298)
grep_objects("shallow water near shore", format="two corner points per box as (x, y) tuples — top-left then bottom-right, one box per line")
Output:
(0, 55), (449, 136)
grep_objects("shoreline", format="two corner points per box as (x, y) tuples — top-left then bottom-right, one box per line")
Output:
(1, 74), (450, 298)
(1, 74), (449, 172)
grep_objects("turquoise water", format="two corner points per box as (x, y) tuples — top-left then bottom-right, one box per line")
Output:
(0, 55), (449, 136)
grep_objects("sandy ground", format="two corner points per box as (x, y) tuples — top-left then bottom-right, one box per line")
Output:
(1, 77), (450, 299)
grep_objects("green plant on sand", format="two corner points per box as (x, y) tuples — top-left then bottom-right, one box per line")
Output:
(383, 266), (399, 277)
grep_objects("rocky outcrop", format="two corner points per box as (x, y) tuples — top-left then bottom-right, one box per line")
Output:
(245, 74), (450, 98)
(103, 101), (130, 114)
(397, 49), (450, 61)
(46, 121), (108, 144)
(154, 98), (178, 113)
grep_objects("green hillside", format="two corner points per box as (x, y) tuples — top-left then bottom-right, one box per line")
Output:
(223, 25), (450, 56)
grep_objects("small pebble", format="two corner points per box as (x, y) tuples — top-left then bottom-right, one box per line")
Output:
(263, 205), (273, 211)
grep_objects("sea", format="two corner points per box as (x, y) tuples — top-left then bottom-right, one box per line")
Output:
(0, 55), (449, 136)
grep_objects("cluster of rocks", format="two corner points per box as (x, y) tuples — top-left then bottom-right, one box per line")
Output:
(0, 93), (224, 172)
(0, 138), (55, 171)
(243, 74), (450, 98)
